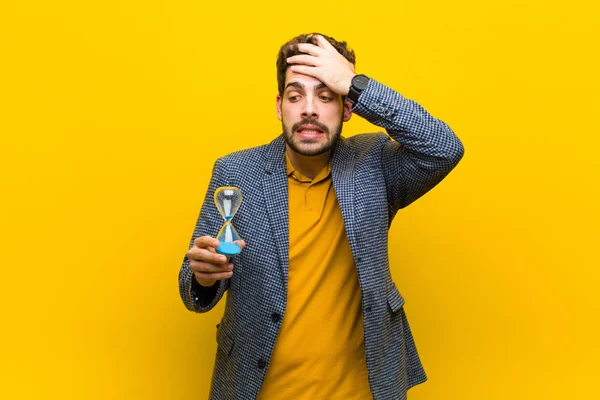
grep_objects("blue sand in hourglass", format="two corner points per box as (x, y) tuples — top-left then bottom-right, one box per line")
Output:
(217, 217), (241, 255)
(216, 241), (241, 256)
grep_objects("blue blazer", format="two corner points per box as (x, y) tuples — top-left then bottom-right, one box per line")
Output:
(179, 80), (464, 400)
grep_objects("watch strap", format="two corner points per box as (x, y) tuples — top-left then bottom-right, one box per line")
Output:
(347, 74), (370, 105)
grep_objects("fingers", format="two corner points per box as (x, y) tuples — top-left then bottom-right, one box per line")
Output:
(194, 235), (220, 250)
(287, 54), (319, 66)
(314, 34), (334, 49)
(188, 246), (228, 264)
(188, 254), (234, 281)
(232, 239), (246, 250)
(296, 36), (334, 54)
(190, 260), (233, 286)
(194, 269), (233, 283)
(296, 42), (323, 56)
(289, 64), (318, 79)
(187, 236), (246, 284)
(190, 260), (234, 275)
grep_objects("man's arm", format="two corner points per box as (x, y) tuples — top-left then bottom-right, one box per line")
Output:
(178, 158), (231, 313)
(351, 79), (464, 211)
(286, 35), (464, 211)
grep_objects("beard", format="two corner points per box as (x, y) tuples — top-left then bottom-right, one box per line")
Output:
(282, 117), (343, 156)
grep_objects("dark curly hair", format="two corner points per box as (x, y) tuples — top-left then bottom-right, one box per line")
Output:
(276, 33), (356, 96)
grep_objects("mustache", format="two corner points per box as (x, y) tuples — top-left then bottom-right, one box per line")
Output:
(291, 119), (329, 134)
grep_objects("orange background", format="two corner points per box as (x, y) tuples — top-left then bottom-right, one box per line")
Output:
(1, 1), (599, 399)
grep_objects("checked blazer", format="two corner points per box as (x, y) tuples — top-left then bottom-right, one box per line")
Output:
(178, 79), (464, 400)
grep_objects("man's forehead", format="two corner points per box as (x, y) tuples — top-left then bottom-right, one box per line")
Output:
(284, 70), (328, 91)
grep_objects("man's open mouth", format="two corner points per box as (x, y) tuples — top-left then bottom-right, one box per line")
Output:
(296, 125), (325, 138)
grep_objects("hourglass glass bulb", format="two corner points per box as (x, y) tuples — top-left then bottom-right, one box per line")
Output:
(214, 186), (243, 256)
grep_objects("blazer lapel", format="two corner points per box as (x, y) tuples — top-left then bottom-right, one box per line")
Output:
(262, 135), (289, 287)
(331, 137), (357, 253)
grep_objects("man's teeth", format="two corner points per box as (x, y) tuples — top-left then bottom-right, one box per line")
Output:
(300, 130), (322, 134)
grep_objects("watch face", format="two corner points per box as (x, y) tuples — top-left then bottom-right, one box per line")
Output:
(353, 74), (369, 90)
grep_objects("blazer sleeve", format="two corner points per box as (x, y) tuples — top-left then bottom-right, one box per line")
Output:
(351, 79), (465, 212)
(178, 157), (231, 313)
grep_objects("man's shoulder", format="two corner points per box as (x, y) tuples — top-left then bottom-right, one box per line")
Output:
(345, 131), (390, 145)
(343, 132), (393, 155)
(217, 142), (270, 166)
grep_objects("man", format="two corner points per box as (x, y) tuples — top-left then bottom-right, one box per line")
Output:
(179, 33), (464, 400)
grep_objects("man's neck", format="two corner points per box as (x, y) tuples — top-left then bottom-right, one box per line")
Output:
(285, 145), (331, 180)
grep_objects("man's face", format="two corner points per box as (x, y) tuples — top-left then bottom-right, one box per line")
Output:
(277, 69), (352, 156)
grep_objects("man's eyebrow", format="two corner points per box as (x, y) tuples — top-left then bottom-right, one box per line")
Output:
(284, 82), (330, 91)
(285, 81), (304, 91)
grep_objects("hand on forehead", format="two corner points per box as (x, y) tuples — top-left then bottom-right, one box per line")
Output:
(286, 34), (355, 96)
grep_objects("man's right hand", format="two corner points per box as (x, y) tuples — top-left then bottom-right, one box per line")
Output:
(186, 236), (246, 287)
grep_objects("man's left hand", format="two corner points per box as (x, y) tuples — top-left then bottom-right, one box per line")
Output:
(286, 35), (356, 95)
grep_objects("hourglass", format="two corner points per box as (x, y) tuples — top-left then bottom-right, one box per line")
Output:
(214, 186), (243, 256)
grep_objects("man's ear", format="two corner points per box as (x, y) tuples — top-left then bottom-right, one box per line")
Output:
(343, 99), (353, 122)
(276, 95), (282, 121)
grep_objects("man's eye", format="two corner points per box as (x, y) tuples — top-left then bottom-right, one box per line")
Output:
(288, 95), (300, 102)
(320, 95), (332, 102)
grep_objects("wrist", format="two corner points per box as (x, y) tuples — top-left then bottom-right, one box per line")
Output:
(340, 73), (356, 96)
(347, 74), (370, 105)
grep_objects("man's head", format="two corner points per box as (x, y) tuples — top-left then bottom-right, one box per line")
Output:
(276, 33), (356, 157)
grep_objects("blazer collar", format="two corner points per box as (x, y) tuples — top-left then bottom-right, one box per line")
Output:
(263, 134), (355, 174)
(264, 134), (286, 175)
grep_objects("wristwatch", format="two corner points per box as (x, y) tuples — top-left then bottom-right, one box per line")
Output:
(347, 74), (370, 105)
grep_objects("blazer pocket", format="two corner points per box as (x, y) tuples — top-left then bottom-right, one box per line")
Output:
(216, 322), (235, 356)
(386, 283), (406, 313)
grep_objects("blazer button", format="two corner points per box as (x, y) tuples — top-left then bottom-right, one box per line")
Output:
(271, 313), (281, 323)
(257, 359), (267, 369)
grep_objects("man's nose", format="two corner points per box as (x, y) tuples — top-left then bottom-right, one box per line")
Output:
(301, 97), (319, 119)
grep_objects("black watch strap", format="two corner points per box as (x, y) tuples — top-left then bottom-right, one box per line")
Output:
(347, 74), (370, 105)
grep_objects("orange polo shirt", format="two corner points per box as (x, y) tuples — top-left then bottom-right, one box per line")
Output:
(256, 154), (373, 399)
